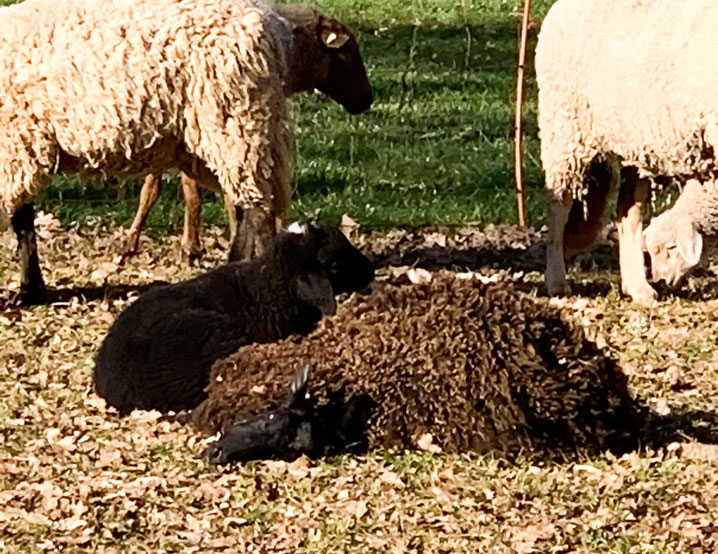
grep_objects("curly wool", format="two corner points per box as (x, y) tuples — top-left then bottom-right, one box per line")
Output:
(195, 274), (640, 456)
(0, 0), (292, 216)
(536, 0), (718, 203)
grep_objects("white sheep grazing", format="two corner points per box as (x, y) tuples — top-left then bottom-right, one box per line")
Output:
(536, 0), (718, 306)
(644, 179), (718, 286)
(0, 0), (372, 304)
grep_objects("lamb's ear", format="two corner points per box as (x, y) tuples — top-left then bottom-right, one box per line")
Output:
(676, 222), (703, 266)
(295, 269), (336, 315)
(319, 17), (351, 49)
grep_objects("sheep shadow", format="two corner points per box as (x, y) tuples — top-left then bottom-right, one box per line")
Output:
(369, 242), (547, 273)
(647, 408), (718, 448)
(368, 237), (718, 302)
(0, 280), (169, 310)
(368, 239), (623, 297)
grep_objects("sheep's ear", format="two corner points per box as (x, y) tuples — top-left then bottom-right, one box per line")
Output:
(676, 223), (703, 266)
(295, 269), (336, 315)
(319, 17), (351, 49)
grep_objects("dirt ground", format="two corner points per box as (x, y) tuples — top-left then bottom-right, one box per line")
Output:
(2, 215), (718, 553)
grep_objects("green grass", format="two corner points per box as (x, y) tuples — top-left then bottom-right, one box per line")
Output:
(17, 0), (557, 232)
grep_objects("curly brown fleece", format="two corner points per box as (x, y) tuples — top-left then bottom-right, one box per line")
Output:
(194, 273), (640, 456)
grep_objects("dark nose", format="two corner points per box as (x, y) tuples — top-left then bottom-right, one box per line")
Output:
(330, 251), (375, 294)
(348, 254), (375, 291)
(345, 89), (373, 115)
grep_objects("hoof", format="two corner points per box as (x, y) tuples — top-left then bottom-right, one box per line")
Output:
(624, 283), (658, 307)
(547, 279), (572, 297)
(121, 233), (141, 258)
(10, 285), (48, 307)
(180, 248), (203, 266)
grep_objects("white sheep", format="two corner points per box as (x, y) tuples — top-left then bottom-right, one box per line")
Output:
(122, 3), (374, 263)
(536, 0), (718, 305)
(643, 179), (718, 286)
(0, 0), (372, 304)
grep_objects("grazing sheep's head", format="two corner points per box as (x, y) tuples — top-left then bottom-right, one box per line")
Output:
(276, 4), (373, 114)
(644, 218), (703, 287)
(205, 366), (314, 465)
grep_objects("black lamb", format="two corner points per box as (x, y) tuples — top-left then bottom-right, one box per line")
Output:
(93, 224), (375, 414)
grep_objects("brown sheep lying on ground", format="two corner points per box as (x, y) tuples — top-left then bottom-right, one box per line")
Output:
(194, 273), (643, 463)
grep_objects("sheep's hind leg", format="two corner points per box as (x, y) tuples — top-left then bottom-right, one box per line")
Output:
(180, 173), (203, 265)
(545, 192), (573, 296)
(11, 202), (46, 305)
(617, 168), (657, 306)
(123, 173), (163, 257)
(222, 192), (238, 247)
(228, 206), (274, 262)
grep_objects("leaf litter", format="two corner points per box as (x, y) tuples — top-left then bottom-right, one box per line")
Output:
(1, 214), (718, 552)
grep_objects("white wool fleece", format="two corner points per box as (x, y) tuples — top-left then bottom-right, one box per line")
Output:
(0, 0), (293, 217)
(536, 0), (718, 203)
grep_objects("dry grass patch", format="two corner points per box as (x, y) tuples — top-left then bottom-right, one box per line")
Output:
(2, 217), (718, 552)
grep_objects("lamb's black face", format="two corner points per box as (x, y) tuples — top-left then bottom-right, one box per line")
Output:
(314, 227), (375, 294)
(280, 223), (374, 295)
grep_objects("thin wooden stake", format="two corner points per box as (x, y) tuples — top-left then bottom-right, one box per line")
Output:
(514, 0), (531, 227)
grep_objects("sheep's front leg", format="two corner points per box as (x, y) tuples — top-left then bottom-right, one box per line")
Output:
(11, 202), (46, 305)
(228, 206), (274, 262)
(545, 192), (573, 296)
(617, 170), (657, 306)
(180, 173), (203, 265)
(124, 173), (163, 256)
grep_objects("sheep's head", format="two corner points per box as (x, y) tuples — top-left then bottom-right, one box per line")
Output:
(280, 222), (374, 304)
(644, 217), (703, 287)
(277, 4), (373, 114)
(205, 366), (314, 464)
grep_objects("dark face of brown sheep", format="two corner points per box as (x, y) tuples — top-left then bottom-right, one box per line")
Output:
(204, 366), (373, 464)
(205, 367), (314, 464)
(275, 5), (373, 114)
(314, 17), (373, 115)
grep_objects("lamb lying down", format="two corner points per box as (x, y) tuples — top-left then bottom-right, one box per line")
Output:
(195, 274), (644, 464)
(93, 224), (374, 414)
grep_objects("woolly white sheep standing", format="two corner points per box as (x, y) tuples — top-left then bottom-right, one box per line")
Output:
(122, 3), (374, 263)
(536, 0), (718, 305)
(0, 0), (372, 304)
(643, 179), (718, 286)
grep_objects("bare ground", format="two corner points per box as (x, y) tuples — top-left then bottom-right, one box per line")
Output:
(2, 215), (718, 553)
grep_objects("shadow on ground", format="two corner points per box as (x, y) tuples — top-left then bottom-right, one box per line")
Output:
(0, 281), (168, 311)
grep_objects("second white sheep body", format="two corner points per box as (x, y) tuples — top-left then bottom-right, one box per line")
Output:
(536, 0), (718, 304)
(1, 0), (289, 213)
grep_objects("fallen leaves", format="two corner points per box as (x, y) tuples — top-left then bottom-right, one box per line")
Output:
(2, 220), (718, 552)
